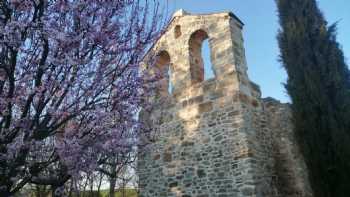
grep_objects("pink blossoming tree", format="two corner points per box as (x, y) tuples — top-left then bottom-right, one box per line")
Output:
(0, 0), (162, 196)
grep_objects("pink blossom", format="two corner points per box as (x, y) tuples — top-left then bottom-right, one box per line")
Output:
(0, 0), (162, 195)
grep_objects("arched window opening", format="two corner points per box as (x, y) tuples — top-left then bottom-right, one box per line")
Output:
(167, 68), (173, 94)
(174, 25), (182, 39)
(189, 29), (215, 84)
(202, 39), (215, 80)
(155, 51), (173, 96)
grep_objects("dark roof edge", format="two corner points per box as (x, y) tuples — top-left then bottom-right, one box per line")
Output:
(228, 12), (244, 26)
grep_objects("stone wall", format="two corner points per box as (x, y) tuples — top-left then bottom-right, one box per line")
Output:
(262, 98), (313, 197)
(138, 10), (312, 197)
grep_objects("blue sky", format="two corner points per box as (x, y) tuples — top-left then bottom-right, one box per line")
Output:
(165, 0), (350, 102)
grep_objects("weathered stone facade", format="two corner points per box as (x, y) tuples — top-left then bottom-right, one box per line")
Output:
(138, 10), (313, 197)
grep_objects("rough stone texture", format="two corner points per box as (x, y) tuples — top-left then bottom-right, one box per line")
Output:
(138, 11), (313, 197)
(262, 98), (313, 197)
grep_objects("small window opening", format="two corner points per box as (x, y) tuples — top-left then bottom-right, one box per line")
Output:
(168, 68), (173, 94)
(174, 25), (182, 39)
(189, 29), (215, 84)
(155, 51), (173, 96)
(202, 39), (215, 80)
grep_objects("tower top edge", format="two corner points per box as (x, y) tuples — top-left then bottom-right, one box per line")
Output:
(172, 9), (244, 26)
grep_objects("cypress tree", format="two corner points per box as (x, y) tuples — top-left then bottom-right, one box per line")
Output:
(276, 0), (350, 196)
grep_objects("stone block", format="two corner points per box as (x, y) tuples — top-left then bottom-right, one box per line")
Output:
(164, 152), (172, 162)
(198, 102), (213, 113)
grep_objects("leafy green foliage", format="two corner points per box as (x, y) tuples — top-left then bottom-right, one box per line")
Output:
(276, 0), (350, 196)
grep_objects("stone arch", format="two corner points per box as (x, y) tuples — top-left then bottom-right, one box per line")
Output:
(188, 29), (214, 84)
(155, 50), (172, 96)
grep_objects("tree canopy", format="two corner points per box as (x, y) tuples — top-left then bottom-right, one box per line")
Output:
(276, 0), (350, 196)
(0, 0), (161, 196)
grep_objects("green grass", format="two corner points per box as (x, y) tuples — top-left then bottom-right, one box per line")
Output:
(99, 189), (138, 197)
(24, 188), (138, 197)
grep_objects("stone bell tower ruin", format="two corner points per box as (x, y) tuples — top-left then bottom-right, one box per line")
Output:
(138, 10), (313, 197)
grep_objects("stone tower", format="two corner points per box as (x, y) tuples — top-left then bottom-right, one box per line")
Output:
(138, 10), (312, 197)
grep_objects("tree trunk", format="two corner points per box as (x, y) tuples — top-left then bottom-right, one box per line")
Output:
(82, 179), (88, 197)
(109, 177), (116, 197)
(51, 186), (56, 197)
(35, 185), (41, 197)
(35, 185), (50, 197)
(97, 174), (103, 197)
(68, 181), (74, 197)
(122, 181), (126, 197)
(89, 178), (94, 197)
